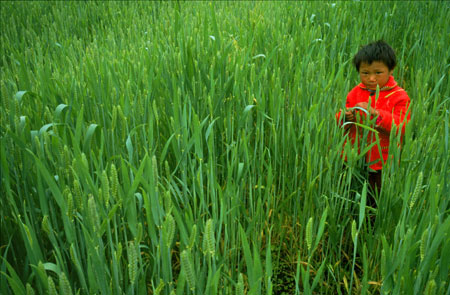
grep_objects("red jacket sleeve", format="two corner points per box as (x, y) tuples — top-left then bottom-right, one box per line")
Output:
(336, 110), (343, 125)
(376, 90), (411, 135)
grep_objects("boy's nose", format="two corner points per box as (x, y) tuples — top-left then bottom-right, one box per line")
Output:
(368, 75), (376, 82)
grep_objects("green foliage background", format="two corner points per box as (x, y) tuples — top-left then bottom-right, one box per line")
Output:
(1, 1), (449, 294)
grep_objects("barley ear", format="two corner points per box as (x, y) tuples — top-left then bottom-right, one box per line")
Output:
(81, 153), (88, 170)
(136, 222), (143, 245)
(73, 179), (83, 211)
(111, 105), (117, 130)
(188, 224), (197, 249)
(34, 135), (44, 159)
(59, 272), (73, 295)
(63, 145), (71, 180)
(22, 223), (33, 247)
(381, 249), (386, 275)
(42, 215), (50, 235)
(420, 228), (428, 261)
(204, 219), (215, 257)
(409, 171), (423, 209)
(424, 279), (436, 295)
(152, 155), (158, 185)
(67, 192), (73, 221)
(236, 273), (244, 295)
(88, 194), (99, 232)
(153, 99), (159, 123)
(351, 219), (357, 244)
(110, 163), (119, 200)
(154, 279), (165, 295)
(306, 217), (313, 251)
(181, 249), (195, 291)
(163, 213), (175, 248)
(48, 276), (57, 295)
(26, 283), (35, 295)
(164, 160), (171, 181)
(128, 241), (138, 285)
(69, 243), (79, 268)
(164, 190), (173, 212)
(101, 170), (110, 208)
(116, 242), (123, 262)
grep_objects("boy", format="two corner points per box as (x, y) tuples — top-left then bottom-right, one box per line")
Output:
(336, 40), (411, 197)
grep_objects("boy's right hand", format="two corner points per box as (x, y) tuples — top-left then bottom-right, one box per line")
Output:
(343, 108), (355, 122)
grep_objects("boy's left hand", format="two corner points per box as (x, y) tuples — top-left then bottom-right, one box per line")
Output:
(354, 102), (379, 117)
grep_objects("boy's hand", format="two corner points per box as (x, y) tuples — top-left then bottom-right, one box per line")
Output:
(354, 102), (379, 117)
(343, 108), (355, 122)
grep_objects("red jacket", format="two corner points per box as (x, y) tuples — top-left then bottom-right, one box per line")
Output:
(336, 76), (411, 170)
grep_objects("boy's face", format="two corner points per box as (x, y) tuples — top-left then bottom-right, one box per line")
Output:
(358, 61), (393, 90)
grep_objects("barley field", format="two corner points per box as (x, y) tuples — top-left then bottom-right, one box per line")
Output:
(1, 1), (449, 294)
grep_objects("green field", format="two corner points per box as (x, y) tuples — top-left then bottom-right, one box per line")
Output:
(1, 1), (449, 294)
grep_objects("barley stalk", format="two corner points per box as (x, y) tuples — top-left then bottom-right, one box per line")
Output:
(3, 83), (10, 113)
(117, 105), (126, 140)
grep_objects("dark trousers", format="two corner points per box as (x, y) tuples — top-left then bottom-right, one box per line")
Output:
(367, 170), (382, 207)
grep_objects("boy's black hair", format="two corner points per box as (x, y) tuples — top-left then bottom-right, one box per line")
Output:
(353, 40), (397, 71)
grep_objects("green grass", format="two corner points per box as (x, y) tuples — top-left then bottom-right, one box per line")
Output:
(1, 1), (449, 294)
